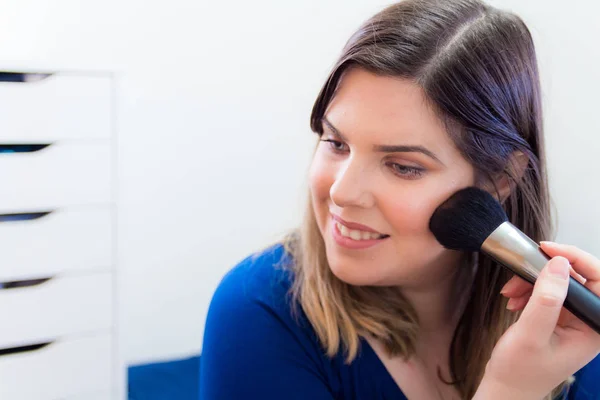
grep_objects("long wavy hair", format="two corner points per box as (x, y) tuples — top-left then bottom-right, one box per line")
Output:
(283, 0), (568, 398)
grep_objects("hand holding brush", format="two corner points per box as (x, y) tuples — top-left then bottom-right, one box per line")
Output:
(430, 187), (600, 399)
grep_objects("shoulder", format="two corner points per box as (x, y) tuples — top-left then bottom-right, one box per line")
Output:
(567, 353), (600, 399)
(202, 242), (321, 356)
(200, 243), (336, 399)
(209, 243), (296, 316)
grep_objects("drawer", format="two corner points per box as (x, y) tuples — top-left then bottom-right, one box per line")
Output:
(0, 273), (113, 349)
(0, 72), (111, 143)
(0, 207), (113, 281)
(0, 141), (111, 213)
(0, 334), (112, 400)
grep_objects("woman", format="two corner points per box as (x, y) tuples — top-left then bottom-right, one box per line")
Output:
(200, 0), (600, 398)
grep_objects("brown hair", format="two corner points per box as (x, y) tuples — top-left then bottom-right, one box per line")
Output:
(284, 0), (567, 398)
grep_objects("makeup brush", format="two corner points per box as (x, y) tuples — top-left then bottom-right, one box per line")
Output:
(429, 186), (600, 334)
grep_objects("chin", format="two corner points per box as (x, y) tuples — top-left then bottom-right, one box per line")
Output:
(325, 252), (389, 287)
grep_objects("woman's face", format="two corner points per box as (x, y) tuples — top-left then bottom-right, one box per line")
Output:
(309, 68), (476, 288)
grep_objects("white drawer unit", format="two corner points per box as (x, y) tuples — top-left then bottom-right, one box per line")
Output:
(0, 207), (113, 281)
(0, 141), (112, 213)
(0, 273), (113, 349)
(0, 72), (111, 143)
(0, 334), (113, 400)
(0, 68), (122, 399)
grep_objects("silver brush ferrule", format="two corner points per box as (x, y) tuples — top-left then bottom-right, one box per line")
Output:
(481, 221), (550, 284)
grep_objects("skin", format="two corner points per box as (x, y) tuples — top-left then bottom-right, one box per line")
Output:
(309, 67), (476, 399)
(308, 67), (600, 398)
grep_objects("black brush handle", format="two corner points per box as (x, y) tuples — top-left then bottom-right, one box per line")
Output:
(481, 223), (600, 335)
(564, 277), (600, 334)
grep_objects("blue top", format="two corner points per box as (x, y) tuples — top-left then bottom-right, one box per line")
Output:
(200, 244), (600, 399)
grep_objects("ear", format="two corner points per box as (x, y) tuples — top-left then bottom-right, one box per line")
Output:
(483, 151), (529, 204)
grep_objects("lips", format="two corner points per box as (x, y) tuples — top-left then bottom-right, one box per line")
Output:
(331, 214), (385, 233)
(334, 221), (386, 240)
(330, 218), (389, 250)
(331, 214), (389, 240)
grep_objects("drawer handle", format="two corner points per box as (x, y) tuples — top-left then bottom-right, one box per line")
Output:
(0, 72), (52, 83)
(0, 277), (53, 290)
(0, 211), (53, 223)
(0, 341), (53, 357)
(0, 144), (52, 154)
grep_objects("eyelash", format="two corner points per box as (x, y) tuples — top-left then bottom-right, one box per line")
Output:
(321, 138), (348, 153)
(319, 138), (426, 179)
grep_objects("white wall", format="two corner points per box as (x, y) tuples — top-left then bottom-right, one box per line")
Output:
(1, 0), (598, 364)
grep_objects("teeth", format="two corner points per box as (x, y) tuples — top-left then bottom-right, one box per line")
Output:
(336, 222), (384, 241)
(340, 224), (350, 237)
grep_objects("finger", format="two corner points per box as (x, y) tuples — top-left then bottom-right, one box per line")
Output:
(501, 268), (584, 296)
(569, 267), (586, 285)
(516, 256), (570, 343)
(501, 269), (583, 298)
(501, 275), (533, 297)
(506, 292), (532, 311)
(500, 265), (585, 297)
(540, 242), (600, 282)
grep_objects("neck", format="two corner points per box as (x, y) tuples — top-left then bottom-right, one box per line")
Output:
(401, 252), (474, 339)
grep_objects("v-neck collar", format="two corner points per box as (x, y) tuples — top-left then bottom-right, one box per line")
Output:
(360, 338), (408, 400)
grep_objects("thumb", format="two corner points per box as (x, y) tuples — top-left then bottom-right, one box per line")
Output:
(515, 256), (571, 343)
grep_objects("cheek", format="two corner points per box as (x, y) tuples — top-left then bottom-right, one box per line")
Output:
(381, 182), (465, 235)
(381, 170), (476, 238)
(383, 194), (435, 234)
(308, 153), (334, 203)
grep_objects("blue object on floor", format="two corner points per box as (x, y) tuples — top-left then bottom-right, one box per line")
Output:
(128, 355), (200, 400)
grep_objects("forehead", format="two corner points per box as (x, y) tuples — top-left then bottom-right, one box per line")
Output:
(325, 68), (457, 152)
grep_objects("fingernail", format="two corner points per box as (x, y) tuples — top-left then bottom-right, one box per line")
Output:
(540, 241), (558, 247)
(500, 282), (508, 295)
(500, 284), (511, 296)
(548, 257), (570, 279)
(506, 298), (516, 311)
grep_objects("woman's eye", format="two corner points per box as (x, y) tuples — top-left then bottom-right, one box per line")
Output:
(320, 139), (348, 153)
(389, 163), (425, 179)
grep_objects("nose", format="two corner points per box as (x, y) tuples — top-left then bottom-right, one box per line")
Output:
(329, 158), (375, 209)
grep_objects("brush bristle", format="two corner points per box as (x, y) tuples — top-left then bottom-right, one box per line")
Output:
(429, 187), (508, 252)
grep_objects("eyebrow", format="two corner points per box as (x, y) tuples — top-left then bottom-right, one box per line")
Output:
(322, 117), (444, 165)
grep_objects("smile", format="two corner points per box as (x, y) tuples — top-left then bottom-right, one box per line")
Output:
(330, 216), (390, 250)
(334, 222), (386, 240)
